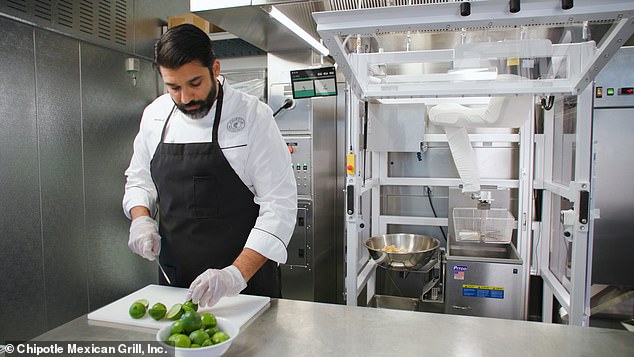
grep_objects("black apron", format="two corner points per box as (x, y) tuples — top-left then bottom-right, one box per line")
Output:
(149, 81), (280, 298)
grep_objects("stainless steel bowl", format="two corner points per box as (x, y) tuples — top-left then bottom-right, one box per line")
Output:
(365, 234), (440, 271)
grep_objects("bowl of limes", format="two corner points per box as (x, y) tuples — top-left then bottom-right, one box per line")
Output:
(156, 310), (239, 357)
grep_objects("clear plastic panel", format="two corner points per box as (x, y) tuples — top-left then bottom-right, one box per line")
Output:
(333, 22), (611, 97)
(552, 96), (577, 186)
(452, 208), (514, 243)
(549, 196), (574, 289)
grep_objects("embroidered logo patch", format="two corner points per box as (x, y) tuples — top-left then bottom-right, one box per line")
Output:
(227, 117), (246, 132)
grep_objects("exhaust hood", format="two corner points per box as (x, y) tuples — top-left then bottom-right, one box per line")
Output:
(191, 1), (327, 53)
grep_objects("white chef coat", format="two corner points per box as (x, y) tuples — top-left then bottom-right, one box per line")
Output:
(123, 78), (297, 264)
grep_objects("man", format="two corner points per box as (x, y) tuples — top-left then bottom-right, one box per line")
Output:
(122, 24), (297, 307)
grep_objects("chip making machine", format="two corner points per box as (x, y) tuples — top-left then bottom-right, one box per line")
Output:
(313, 0), (634, 324)
(444, 188), (524, 319)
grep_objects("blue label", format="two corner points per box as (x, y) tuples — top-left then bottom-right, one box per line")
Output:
(462, 285), (505, 299)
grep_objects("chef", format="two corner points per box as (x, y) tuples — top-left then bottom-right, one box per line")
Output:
(122, 24), (297, 307)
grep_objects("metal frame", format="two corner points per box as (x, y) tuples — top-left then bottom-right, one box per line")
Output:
(327, 0), (624, 323)
(343, 103), (533, 311)
(314, 0), (634, 99)
(539, 85), (594, 326)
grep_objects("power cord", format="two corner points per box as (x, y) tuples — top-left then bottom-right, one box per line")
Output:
(426, 186), (447, 242)
(273, 98), (294, 117)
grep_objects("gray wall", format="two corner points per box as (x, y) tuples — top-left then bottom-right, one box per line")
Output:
(0, 0), (184, 341)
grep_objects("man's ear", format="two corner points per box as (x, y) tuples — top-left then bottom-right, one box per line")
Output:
(211, 60), (221, 78)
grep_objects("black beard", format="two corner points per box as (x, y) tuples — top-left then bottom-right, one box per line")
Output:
(175, 81), (217, 119)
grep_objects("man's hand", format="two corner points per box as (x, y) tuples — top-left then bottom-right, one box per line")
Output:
(187, 265), (247, 307)
(128, 216), (161, 261)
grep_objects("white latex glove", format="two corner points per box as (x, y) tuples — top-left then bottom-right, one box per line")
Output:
(128, 216), (161, 261)
(187, 265), (247, 307)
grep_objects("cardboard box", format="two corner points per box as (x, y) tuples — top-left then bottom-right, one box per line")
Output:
(168, 13), (210, 33)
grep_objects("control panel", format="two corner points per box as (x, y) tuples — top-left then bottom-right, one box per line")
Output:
(594, 47), (634, 108)
(285, 136), (312, 196)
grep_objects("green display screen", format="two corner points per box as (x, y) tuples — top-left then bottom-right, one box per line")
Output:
(290, 66), (337, 99)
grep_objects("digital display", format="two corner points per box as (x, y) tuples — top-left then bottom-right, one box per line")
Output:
(290, 66), (337, 99)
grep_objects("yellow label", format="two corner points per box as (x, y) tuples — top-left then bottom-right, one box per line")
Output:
(346, 153), (355, 175)
(462, 284), (504, 291)
(507, 57), (520, 66)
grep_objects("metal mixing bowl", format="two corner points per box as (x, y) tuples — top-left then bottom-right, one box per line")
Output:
(365, 234), (440, 271)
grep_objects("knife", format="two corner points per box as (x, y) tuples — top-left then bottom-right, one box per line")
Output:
(155, 259), (172, 285)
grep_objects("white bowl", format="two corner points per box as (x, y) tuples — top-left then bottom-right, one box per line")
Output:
(156, 317), (239, 357)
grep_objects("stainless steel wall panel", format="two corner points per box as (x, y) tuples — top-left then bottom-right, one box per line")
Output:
(591, 46), (634, 287)
(591, 108), (634, 286)
(334, 82), (346, 304)
(381, 186), (449, 218)
(311, 92), (338, 303)
(34, 28), (89, 331)
(0, 2), (168, 341)
(388, 147), (518, 179)
(80, 43), (158, 310)
(0, 17), (47, 343)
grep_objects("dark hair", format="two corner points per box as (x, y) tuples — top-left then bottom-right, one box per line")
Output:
(154, 24), (216, 70)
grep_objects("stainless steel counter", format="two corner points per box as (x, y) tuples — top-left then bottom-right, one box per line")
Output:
(33, 299), (634, 356)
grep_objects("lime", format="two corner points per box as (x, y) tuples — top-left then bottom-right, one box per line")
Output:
(129, 302), (147, 319)
(183, 300), (198, 312)
(169, 320), (184, 335)
(201, 312), (217, 328)
(211, 331), (230, 344)
(190, 344), (200, 348)
(201, 338), (213, 347)
(180, 311), (202, 334)
(189, 329), (210, 345)
(204, 327), (219, 337)
(149, 302), (167, 321)
(135, 299), (149, 309)
(167, 333), (191, 348)
(182, 305), (195, 314)
(166, 303), (184, 320)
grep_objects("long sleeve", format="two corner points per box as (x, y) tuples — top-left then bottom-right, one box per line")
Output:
(122, 106), (160, 219)
(243, 102), (297, 264)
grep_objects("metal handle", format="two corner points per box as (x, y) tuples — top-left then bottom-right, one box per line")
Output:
(452, 305), (472, 311)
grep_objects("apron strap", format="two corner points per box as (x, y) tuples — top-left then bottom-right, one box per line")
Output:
(159, 105), (177, 143)
(212, 80), (224, 143)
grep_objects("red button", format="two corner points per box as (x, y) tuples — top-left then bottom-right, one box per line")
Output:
(347, 165), (354, 171)
(288, 146), (294, 154)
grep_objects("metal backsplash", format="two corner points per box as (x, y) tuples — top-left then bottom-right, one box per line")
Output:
(0, 14), (159, 343)
(0, 0), (132, 52)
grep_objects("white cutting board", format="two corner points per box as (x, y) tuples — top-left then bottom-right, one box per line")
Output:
(87, 284), (269, 330)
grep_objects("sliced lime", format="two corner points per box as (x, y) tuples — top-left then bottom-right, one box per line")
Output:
(134, 298), (149, 309)
(166, 303), (184, 320)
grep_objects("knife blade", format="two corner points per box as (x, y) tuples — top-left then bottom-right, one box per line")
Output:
(155, 259), (172, 285)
